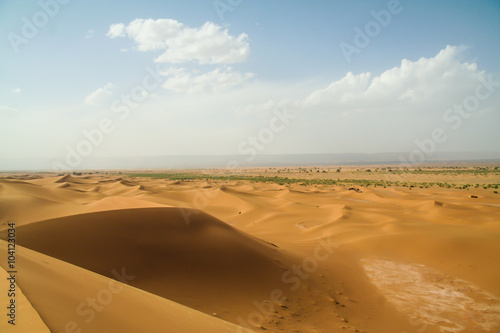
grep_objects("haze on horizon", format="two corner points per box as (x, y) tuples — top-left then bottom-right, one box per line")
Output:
(1, 0), (499, 171)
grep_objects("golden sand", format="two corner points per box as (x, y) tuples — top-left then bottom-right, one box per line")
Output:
(1, 171), (499, 332)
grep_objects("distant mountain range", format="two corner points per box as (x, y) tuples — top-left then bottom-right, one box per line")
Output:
(1, 151), (500, 172)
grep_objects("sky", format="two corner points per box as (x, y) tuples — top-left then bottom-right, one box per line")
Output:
(1, 0), (499, 170)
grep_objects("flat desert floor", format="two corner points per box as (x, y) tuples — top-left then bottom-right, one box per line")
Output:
(1, 166), (500, 333)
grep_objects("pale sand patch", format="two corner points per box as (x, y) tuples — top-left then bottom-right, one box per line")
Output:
(296, 220), (325, 229)
(361, 258), (500, 332)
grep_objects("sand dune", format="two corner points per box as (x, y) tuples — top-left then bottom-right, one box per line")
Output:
(13, 207), (299, 316)
(1, 173), (499, 332)
(0, 242), (250, 333)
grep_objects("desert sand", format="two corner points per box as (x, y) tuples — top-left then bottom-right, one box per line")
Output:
(1, 169), (500, 333)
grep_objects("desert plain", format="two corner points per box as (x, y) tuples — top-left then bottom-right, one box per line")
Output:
(1, 165), (500, 333)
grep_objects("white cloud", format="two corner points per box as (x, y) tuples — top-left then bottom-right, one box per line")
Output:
(84, 83), (118, 106)
(161, 67), (254, 93)
(107, 19), (250, 64)
(85, 29), (94, 39)
(301, 45), (496, 114)
(106, 23), (125, 38)
(121, 18), (183, 51)
(227, 45), (500, 154)
(12, 88), (21, 94)
(303, 71), (372, 109)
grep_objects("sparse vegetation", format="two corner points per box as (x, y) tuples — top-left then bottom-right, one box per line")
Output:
(125, 171), (500, 190)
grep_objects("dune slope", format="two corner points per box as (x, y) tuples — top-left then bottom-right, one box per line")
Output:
(12, 207), (300, 323)
(0, 241), (251, 333)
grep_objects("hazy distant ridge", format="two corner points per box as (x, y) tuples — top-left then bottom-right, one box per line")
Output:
(2, 151), (500, 171)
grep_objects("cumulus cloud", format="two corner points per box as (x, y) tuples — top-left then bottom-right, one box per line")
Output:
(301, 45), (497, 114)
(106, 23), (125, 38)
(106, 19), (249, 64)
(234, 44), (500, 153)
(161, 67), (254, 93)
(84, 83), (118, 106)
(303, 71), (372, 109)
(216, 46), (500, 156)
(120, 18), (183, 51)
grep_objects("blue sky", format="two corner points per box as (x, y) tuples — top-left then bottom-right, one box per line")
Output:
(1, 0), (499, 170)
